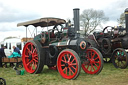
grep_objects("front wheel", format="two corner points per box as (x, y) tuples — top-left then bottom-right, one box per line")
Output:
(57, 49), (81, 79)
(82, 47), (103, 74)
(112, 48), (128, 69)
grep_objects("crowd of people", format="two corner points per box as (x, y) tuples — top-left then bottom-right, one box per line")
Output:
(0, 46), (21, 67)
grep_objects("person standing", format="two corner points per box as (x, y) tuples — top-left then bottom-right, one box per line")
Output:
(0, 46), (7, 67)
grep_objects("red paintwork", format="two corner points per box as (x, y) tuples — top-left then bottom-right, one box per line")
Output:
(57, 51), (78, 79)
(81, 48), (101, 74)
(22, 42), (38, 73)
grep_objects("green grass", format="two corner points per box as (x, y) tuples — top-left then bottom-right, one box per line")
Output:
(1, 63), (128, 85)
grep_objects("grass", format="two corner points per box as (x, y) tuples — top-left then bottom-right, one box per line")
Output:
(1, 63), (128, 85)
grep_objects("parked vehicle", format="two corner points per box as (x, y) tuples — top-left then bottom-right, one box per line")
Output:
(17, 8), (104, 79)
(87, 8), (128, 69)
(0, 38), (24, 68)
(0, 38), (24, 56)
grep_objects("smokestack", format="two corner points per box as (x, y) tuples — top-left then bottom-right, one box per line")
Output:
(73, 8), (80, 32)
(125, 8), (128, 33)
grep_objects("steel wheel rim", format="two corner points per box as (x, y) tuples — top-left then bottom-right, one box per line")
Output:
(82, 49), (101, 74)
(22, 42), (38, 73)
(0, 78), (6, 85)
(113, 49), (127, 68)
(57, 51), (78, 79)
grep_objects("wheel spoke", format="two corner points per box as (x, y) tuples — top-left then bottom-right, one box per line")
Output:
(86, 63), (90, 70)
(27, 60), (33, 66)
(121, 61), (125, 67)
(68, 55), (72, 62)
(33, 54), (38, 58)
(71, 65), (76, 70)
(65, 67), (67, 75)
(71, 58), (75, 63)
(69, 67), (75, 75)
(91, 53), (96, 59)
(95, 61), (100, 64)
(92, 64), (96, 71)
(33, 48), (37, 53)
(94, 63), (98, 68)
(94, 57), (99, 60)
(33, 59), (38, 63)
(70, 63), (77, 66)
(31, 44), (34, 52)
(61, 59), (66, 63)
(62, 67), (67, 71)
(33, 61), (37, 69)
(27, 47), (32, 54)
(34, 56), (38, 60)
(61, 64), (65, 67)
(63, 55), (67, 62)
(25, 55), (29, 58)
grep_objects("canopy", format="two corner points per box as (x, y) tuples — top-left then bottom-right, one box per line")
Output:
(17, 17), (66, 27)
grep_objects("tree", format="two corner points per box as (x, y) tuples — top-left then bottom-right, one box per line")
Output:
(80, 9), (109, 35)
(117, 13), (125, 27)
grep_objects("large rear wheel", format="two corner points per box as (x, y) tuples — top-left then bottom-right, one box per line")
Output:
(112, 48), (128, 69)
(22, 40), (44, 74)
(82, 47), (103, 74)
(57, 49), (81, 79)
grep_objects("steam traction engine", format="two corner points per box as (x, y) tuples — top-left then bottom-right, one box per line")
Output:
(87, 8), (128, 69)
(17, 9), (103, 79)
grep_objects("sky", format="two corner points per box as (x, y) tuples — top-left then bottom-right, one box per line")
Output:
(0, 0), (128, 42)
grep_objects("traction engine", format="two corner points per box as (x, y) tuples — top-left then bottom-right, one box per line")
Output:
(17, 8), (104, 79)
(87, 8), (128, 69)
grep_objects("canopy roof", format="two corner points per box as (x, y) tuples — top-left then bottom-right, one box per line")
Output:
(17, 17), (66, 27)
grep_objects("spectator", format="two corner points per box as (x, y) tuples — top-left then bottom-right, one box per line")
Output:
(0, 46), (7, 67)
(9, 46), (21, 67)
(12, 46), (21, 56)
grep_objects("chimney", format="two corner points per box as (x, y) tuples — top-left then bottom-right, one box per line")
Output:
(73, 8), (80, 32)
(125, 8), (128, 33)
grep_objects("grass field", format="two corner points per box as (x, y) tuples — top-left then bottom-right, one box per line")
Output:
(0, 63), (128, 85)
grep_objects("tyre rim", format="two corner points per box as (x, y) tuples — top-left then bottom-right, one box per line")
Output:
(113, 50), (127, 68)
(22, 42), (38, 73)
(82, 48), (101, 74)
(57, 51), (78, 79)
(0, 78), (6, 85)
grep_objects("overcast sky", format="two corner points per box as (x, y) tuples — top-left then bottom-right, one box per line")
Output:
(0, 0), (127, 42)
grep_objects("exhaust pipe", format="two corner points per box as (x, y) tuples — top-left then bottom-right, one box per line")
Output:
(125, 8), (128, 33)
(73, 8), (80, 32)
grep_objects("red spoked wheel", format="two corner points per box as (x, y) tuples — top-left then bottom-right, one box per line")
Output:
(57, 49), (81, 79)
(22, 40), (44, 74)
(82, 47), (103, 74)
(112, 48), (128, 69)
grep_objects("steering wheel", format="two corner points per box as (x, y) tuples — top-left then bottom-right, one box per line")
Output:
(53, 24), (64, 40)
(103, 26), (114, 37)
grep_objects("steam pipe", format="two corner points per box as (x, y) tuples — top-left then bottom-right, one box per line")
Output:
(73, 8), (80, 32)
(125, 8), (128, 33)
